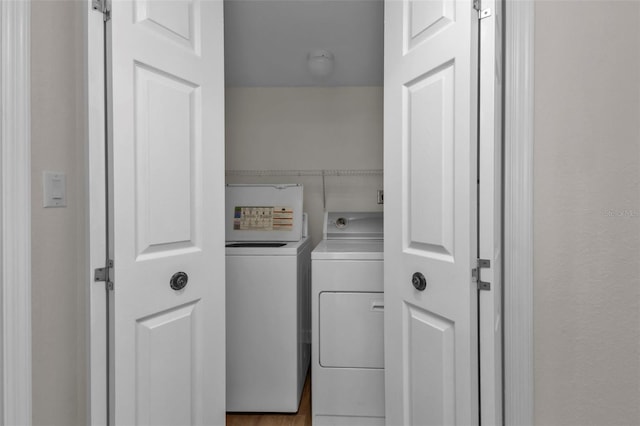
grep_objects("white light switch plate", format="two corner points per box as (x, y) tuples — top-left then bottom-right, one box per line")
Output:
(43, 171), (66, 207)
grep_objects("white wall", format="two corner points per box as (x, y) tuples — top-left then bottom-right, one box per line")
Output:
(225, 87), (383, 246)
(31, 1), (87, 425)
(534, 1), (640, 424)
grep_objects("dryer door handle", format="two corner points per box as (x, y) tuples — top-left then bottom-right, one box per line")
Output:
(370, 300), (385, 312)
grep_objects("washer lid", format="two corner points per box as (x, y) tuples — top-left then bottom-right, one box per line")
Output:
(311, 240), (383, 260)
(226, 236), (311, 256)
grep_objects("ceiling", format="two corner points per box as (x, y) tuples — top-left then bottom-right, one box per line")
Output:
(224, 0), (384, 87)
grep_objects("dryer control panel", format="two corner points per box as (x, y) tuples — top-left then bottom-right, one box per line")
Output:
(323, 211), (383, 240)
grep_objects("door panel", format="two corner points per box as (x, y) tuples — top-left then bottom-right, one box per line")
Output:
(134, 63), (200, 256)
(384, 0), (479, 424)
(406, 62), (454, 257)
(135, 302), (199, 425)
(135, 0), (199, 51)
(108, 0), (225, 424)
(405, 304), (455, 426)
(408, 0), (455, 48)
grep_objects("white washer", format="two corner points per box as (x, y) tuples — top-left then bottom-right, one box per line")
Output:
(311, 212), (385, 426)
(225, 184), (311, 413)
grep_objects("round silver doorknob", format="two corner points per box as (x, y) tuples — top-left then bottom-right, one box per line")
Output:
(412, 272), (427, 291)
(170, 271), (188, 291)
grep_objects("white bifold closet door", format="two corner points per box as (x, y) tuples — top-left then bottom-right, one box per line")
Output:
(383, 0), (481, 424)
(384, 0), (504, 424)
(106, 0), (226, 424)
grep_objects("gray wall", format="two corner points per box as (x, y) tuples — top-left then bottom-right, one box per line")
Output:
(533, 1), (640, 424)
(31, 1), (87, 425)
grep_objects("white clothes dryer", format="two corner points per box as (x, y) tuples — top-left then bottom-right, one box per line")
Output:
(225, 184), (311, 413)
(311, 211), (385, 425)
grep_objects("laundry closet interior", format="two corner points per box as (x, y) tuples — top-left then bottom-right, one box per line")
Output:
(223, 0), (385, 421)
(224, 0), (384, 246)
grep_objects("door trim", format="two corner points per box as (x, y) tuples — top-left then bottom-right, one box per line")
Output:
(0, 0), (32, 424)
(85, 1), (109, 423)
(503, 0), (534, 424)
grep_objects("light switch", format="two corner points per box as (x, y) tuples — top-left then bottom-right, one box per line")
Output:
(43, 171), (66, 207)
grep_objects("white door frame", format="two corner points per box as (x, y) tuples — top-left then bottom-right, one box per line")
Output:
(85, 1), (109, 423)
(503, 0), (535, 423)
(1, 0), (534, 424)
(0, 0), (32, 425)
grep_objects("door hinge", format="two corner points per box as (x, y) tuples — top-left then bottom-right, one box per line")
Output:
(472, 258), (491, 291)
(479, 8), (492, 19)
(473, 0), (491, 19)
(94, 259), (114, 291)
(92, 0), (111, 21)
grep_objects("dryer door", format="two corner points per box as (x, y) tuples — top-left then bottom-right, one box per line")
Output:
(320, 292), (384, 369)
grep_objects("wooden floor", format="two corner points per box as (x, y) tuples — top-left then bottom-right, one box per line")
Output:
(226, 374), (312, 426)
